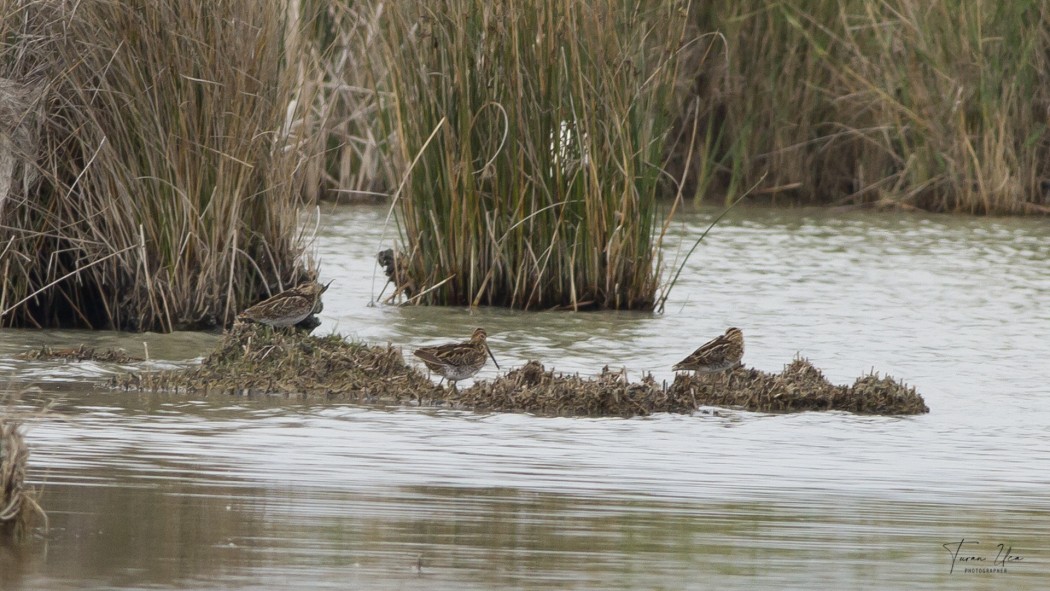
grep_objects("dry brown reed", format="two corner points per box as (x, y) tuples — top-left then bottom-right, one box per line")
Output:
(0, 0), (324, 331)
(299, 0), (394, 202)
(0, 78), (39, 222)
(0, 400), (44, 542)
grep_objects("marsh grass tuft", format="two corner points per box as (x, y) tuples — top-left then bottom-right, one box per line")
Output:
(0, 0), (323, 331)
(448, 357), (928, 416)
(371, 0), (695, 309)
(667, 357), (929, 415)
(113, 323), (435, 399)
(445, 362), (669, 417)
(0, 397), (45, 543)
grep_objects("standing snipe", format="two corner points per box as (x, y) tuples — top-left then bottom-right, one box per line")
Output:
(237, 280), (331, 327)
(413, 327), (500, 391)
(673, 327), (744, 374)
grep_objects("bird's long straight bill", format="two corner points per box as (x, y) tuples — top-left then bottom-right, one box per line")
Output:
(484, 343), (500, 369)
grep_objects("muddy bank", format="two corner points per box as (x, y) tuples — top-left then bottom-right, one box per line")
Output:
(667, 358), (929, 415)
(442, 358), (927, 417)
(113, 326), (928, 416)
(112, 323), (433, 401)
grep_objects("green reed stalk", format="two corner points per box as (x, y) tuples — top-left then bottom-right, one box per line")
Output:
(0, 0), (323, 330)
(372, 0), (691, 309)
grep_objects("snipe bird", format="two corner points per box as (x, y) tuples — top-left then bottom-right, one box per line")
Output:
(673, 327), (744, 374)
(237, 280), (331, 327)
(413, 327), (500, 391)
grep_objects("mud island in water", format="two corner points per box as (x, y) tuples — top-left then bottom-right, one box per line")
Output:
(111, 324), (929, 417)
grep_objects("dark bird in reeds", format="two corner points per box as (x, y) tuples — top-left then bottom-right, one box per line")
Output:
(377, 248), (415, 300)
(673, 327), (744, 374)
(413, 327), (500, 391)
(237, 280), (331, 327)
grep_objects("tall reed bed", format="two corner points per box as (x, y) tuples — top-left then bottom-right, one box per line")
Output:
(675, 0), (1050, 214)
(300, 0), (393, 202)
(0, 0), (322, 330)
(372, 0), (692, 309)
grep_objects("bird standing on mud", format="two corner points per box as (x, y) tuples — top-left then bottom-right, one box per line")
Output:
(673, 327), (744, 375)
(236, 280), (331, 327)
(413, 327), (500, 391)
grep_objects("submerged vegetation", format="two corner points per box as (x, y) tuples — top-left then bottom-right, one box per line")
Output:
(15, 345), (143, 363)
(4, 0), (1050, 328)
(114, 326), (929, 416)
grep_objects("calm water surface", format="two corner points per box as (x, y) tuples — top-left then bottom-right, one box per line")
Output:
(1, 204), (1049, 589)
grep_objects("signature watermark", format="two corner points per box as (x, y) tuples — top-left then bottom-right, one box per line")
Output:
(942, 539), (1023, 574)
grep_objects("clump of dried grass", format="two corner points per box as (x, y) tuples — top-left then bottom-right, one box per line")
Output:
(668, 357), (928, 415)
(113, 323), (435, 400)
(444, 362), (675, 417)
(1, 401), (45, 542)
(846, 372), (928, 415)
(437, 357), (927, 417)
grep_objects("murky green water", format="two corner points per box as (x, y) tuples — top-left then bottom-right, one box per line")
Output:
(2, 204), (1049, 589)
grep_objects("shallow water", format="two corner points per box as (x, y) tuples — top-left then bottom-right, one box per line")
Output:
(2, 204), (1049, 589)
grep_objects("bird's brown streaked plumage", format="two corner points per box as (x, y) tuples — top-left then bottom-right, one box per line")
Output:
(237, 280), (331, 327)
(673, 327), (744, 374)
(413, 327), (500, 389)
